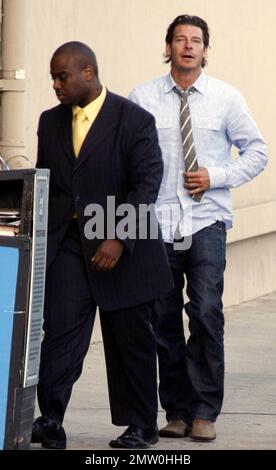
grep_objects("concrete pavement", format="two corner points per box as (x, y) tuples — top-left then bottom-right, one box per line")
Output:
(34, 291), (276, 450)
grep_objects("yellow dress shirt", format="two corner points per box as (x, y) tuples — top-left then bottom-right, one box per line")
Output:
(72, 85), (107, 157)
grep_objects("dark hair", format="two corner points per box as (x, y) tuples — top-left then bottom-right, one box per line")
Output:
(52, 41), (99, 76)
(165, 15), (209, 67)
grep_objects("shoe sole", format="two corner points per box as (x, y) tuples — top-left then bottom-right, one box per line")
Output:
(109, 436), (159, 449)
(110, 441), (150, 449)
(190, 435), (216, 442)
(41, 440), (67, 449)
(159, 427), (191, 438)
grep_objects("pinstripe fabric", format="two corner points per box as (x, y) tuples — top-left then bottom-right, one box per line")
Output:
(36, 91), (174, 430)
(37, 92), (173, 310)
(100, 301), (157, 428)
(37, 248), (157, 428)
(174, 87), (204, 203)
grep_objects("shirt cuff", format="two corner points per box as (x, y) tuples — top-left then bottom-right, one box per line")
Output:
(207, 167), (227, 189)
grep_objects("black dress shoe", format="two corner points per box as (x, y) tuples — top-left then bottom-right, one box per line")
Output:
(31, 416), (67, 449)
(109, 425), (159, 449)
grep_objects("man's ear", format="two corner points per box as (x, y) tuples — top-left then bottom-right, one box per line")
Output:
(83, 65), (94, 81)
(165, 43), (171, 60)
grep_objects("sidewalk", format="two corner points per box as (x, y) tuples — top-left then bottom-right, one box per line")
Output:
(37, 291), (276, 450)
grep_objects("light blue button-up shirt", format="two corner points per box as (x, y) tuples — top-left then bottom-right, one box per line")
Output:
(129, 72), (268, 242)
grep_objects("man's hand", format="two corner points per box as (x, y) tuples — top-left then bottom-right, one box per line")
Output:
(183, 167), (210, 196)
(91, 240), (124, 271)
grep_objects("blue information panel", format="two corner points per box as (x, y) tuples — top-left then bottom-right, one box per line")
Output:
(0, 246), (19, 449)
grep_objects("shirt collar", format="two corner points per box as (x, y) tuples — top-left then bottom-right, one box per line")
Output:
(163, 71), (207, 95)
(72, 85), (107, 123)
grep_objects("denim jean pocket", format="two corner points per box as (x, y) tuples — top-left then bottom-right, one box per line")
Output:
(209, 220), (226, 232)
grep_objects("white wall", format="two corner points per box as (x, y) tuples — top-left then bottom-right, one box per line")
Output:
(3, 0), (276, 305)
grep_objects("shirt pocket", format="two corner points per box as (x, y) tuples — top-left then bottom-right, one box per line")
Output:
(193, 117), (222, 131)
(155, 117), (179, 143)
(193, 116), (227, 156)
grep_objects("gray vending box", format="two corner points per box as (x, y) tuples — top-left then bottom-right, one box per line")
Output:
(0, 169), (49, 449)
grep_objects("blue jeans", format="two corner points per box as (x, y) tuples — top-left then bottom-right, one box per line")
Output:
(154, 221), (226, 423)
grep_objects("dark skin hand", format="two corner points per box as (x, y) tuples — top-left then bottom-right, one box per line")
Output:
(91, 239), (124, 271)
(184, 167), (210, 196)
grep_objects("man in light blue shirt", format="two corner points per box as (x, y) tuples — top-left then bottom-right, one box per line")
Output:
(129, 14), (267, 441)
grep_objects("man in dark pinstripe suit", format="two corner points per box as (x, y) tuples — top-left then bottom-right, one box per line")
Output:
(31, 42), (173, 450)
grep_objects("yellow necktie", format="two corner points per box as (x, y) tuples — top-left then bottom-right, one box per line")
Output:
(73, 108), (89, 157)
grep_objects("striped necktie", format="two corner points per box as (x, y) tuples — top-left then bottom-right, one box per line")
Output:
(174, 86), (204, 202)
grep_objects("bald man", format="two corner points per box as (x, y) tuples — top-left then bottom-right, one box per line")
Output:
(32, 42), (173, 450)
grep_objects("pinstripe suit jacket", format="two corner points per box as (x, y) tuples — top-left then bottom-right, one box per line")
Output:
(36, 91), (173, 310)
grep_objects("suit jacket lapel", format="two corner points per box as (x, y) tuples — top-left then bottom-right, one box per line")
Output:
(73, 91), (118, 172)
(57, 105), (76, 164)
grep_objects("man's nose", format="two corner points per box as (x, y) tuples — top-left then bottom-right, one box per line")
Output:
(53, 78), (61, 90)
(184, 40), (193, 49)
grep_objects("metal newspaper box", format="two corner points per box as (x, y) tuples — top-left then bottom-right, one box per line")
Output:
(0, 168), (49, 449)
